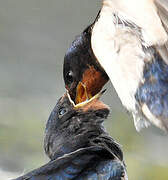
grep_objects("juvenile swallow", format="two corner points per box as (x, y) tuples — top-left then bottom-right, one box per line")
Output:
(64, 0), (168, 132)
(14, 90), (127, 180)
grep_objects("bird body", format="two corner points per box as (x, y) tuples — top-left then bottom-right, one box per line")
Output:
(14, 92), (127, 180)
(91, 7), (152, 130)
(92, 9), (145, 113)
(91, 0), (168, 131)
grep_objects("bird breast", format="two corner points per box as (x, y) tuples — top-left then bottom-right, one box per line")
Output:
(91, 9), (147, 112)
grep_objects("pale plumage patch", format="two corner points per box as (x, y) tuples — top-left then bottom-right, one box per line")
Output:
(91, 8), (146, 112)
(103, 0), (167, 45)
(91, 1), (168, 131)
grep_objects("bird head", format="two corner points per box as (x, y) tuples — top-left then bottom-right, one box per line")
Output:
(63, 26), (109, 105)
(44, 87), (110, 160)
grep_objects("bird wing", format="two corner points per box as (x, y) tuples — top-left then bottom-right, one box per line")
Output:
(136, 51), (168, 132)
(80, 160), (127, 180)
(13, 146), (127, 180)
(13, 147), (98, 180)
(155, 0), (168, 64)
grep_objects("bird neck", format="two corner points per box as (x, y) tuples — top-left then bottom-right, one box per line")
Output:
(51, 129), (123, 162)
(46, 122), (107, 160)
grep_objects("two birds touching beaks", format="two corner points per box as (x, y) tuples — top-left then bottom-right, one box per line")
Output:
(14, 0), (168, 179)
(64, 0), (168, 132)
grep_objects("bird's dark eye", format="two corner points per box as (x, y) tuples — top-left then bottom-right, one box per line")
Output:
(58, 107), (67, 117)
(66, 71), (73, 84)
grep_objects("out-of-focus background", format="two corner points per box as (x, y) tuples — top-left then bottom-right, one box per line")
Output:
(0, 0), (168, 179)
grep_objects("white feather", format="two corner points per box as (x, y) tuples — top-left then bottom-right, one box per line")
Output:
(91, 1), (168, 130)
(102, 0), (168, 46)
(92, 8), (146, 113)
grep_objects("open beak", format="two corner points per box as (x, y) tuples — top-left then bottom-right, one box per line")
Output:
(67, 82), (106, 109)
(75, 82), (92, 104)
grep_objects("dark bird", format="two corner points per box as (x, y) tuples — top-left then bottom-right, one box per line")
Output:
(63, 0), (168, 132)
(14, 90), (127, 180)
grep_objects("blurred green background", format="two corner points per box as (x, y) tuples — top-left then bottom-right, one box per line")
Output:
(0, 0), (168, 179)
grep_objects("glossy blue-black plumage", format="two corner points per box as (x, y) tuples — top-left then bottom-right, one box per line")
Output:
(14, 93), (127, 180)
(13, 146), (126, 180)
(136, 50), (168, 130)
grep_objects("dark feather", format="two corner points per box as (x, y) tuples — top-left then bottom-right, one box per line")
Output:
(14, 145), (126, 180)
(136, 50), (168, 131)
(14, 93), (127, 180)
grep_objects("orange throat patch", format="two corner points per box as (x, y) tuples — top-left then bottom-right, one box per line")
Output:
(75, 66), (108, 104)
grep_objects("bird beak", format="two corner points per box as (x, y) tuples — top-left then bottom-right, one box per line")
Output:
(67, 82), (106, 109)
(75, 82), (92, 104)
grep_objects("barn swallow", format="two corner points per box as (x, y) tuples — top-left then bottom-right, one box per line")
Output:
(64, 0), (168, 132)
(14, 90), (127, 180)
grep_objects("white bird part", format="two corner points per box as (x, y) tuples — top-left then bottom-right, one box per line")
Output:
(91, 9), (148, 129)
(91, 0), (168, 131)
(102, 0), (168, 46)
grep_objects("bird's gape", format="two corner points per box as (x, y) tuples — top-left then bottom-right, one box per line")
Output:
(75, 66), (108, 104)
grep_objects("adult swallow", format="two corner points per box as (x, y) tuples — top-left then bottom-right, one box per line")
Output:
(14, 90), (127, 180)
(64, 0), (168, 132)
